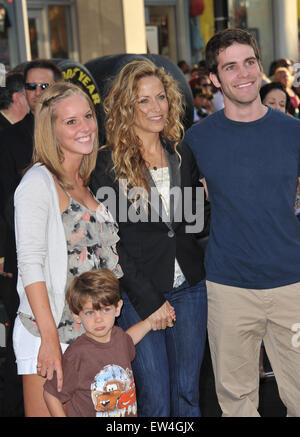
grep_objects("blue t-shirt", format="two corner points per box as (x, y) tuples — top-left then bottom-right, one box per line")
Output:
(185, 108), (300, 289)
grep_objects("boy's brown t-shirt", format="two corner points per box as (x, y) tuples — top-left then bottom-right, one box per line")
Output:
(44, 326), (137, 417)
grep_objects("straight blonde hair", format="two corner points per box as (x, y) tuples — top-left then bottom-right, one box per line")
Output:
(33, 81), (99, 188)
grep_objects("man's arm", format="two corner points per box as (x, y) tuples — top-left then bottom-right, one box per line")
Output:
(0, 130), (19, 226)
(296, 178), (300, 215)
(43, 390), (66, 417)
(201, 177), (208, 198)
(0, 216), (12, 277)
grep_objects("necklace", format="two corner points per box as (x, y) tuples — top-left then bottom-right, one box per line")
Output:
(142, 137), (167, 171)
(157, 168), (170, 216)
(149, 146), (170, 216)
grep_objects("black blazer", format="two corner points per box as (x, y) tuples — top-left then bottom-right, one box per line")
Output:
(0, 112), (34, 274)
(90, 141), (210, 319)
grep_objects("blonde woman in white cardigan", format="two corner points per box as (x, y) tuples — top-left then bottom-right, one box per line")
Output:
(13, 82), (122, 416)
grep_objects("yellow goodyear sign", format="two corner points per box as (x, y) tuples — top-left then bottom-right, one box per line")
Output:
(62, 67), (101, 106)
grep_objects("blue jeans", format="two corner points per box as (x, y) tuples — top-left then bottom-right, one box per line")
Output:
(117, 280), (207, 417)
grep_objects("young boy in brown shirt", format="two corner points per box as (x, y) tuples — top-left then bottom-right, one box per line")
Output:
(44, 269), (174, 417)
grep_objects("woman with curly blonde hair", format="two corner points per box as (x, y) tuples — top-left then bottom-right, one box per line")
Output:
(104, 59), (184, 194)
(91, 59), (210, 417)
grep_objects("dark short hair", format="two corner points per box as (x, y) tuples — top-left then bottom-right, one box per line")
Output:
(177, 60), (187, 68)
(24, 59), (62, 82)
(259, 81), (290, 111)
(269, 58), (294, 78)
(192, 88), (212, 100)
(0, 73), (25, 110)
(206, 28), (262, 76)
(193, 88), (205, 98)
(189, 75), (211, 91)
(66, 269), (121, 315)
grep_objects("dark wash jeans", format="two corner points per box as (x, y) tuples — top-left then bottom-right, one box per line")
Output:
(117, 280), (207, 417)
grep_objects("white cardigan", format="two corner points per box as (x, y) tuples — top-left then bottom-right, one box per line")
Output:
(14, 163), (67, 326)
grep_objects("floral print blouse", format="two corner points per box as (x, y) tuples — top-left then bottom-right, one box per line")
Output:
(18, 191), (123, 344)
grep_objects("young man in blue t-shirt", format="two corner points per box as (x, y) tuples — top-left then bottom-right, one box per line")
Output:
(185, 28), (300, 417)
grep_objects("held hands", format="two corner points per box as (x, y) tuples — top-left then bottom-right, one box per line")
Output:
(148, 301), (176, 331)
(36, 336), (63, 392)
(126, 303), (176, 345)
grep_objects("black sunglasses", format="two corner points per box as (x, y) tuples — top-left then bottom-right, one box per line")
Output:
(25, 82), (51, 91)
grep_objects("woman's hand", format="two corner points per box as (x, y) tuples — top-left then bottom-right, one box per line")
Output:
(37, 335), (63, 392)
(148, 301), (176, 331)
(24, 282), (63, 391)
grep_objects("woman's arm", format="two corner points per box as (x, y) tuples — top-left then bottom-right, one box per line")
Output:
(15, 169), (63, 390)
(117, 242), (175, 329)
(25, 281), (63, 391)
(90, 151), (174, 326)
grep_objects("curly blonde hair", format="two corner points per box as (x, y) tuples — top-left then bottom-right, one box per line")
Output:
(33, 81), (99, 188)
(104, 59), (185, 193)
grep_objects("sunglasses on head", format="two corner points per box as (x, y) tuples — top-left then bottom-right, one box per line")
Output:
(25, 82), (51, 91)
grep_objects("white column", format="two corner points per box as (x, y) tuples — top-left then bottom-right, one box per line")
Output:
(15, 0), (31, 61)
(273, 0), (298, 61)
(176, 0), (192, 63)
(122, 0), (147, 53)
